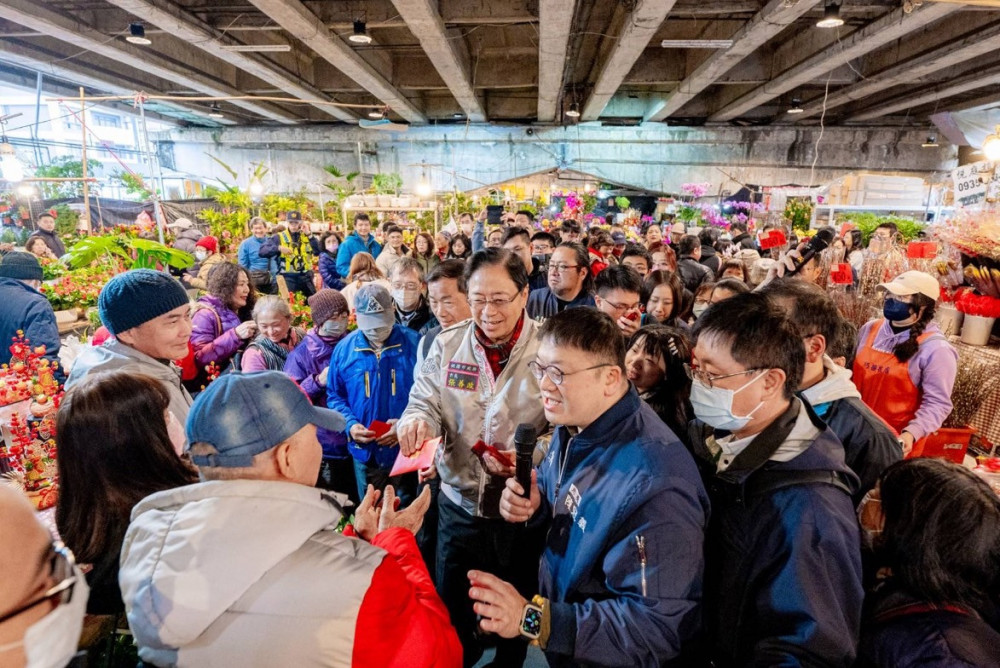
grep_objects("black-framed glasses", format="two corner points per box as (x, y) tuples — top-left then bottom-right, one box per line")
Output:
(683, 363), (765, 389)
(529, 361), (611, 386)
(0, 542), (77, 624)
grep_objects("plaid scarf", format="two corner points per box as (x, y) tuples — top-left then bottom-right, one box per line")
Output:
(475, 313), (524, 379)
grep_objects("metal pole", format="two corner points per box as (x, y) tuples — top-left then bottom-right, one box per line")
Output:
(137, 97), (167, 244)
(32, 73), (43, 167)
(79, 87), (91, 233)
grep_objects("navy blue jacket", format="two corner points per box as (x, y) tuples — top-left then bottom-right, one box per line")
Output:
(525, 287), (595, 322)
(688, 399), (863, 667)
(535, 387), (709, 667)
(0, 277), (61, 374)
(317, 252), (345, 290)
(326, 326), (418, 468)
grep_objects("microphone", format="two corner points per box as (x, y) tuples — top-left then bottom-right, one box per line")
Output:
(786, 227), (835, 275)
(514, 423), (537, 499)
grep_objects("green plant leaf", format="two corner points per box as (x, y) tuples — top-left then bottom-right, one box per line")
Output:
(206, 153), (239, 181)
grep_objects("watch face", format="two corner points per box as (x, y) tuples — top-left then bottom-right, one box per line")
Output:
(522, 606), (542, 637)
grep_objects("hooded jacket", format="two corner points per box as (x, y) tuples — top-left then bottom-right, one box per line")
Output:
(118, 480), (461, 668)
(68, 340), (192, 424)
(398, 316), (547, 518)
(535, 387), (708, 667)
(335, 232), (382, 278)
(0, 277), (61, 373)
(284, 328), (349, 459)
(688, 399), (863, 667)
(800, 357), (902, 504)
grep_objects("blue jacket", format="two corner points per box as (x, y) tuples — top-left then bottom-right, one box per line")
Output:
(317, 252), (345, 290)
(0, 277), (62, 376)
(335, 232), (382, 278)
(688, 399), (863, 667)
(535, 387), (709, 667)
(237, 236), (277, 274)
(525, 288), (595, 322)
(284, 329), (349, 459)
(326, 326), (419, 468)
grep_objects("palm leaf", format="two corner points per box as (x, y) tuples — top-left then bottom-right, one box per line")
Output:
(206, 153), (239, 181)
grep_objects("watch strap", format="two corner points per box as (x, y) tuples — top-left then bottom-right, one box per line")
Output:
(531, 595), (551, 649)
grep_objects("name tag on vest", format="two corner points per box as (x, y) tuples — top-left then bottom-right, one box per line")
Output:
(446, 361), (479, 392)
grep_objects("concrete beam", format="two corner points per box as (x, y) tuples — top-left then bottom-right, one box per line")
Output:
(794, 20), (1000, 119)
(581, 0), (677, 121)
(246, 0), (427, 124)
(648, 0), (824, 121)
(0, 0), (297, 123)
(389, 0), (486, 122)
(849, 63), (1000, 120)
(710, 2), (958, 121)
(943, 91), (1000, 113)
(537, 0), (576, 122)
(103, 0), (355, 122)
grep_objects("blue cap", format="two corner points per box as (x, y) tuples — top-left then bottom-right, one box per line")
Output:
(187, 371), (346, 468)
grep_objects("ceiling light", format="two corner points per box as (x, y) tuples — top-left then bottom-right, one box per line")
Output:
(660, 39), (734, 49)
(248, 177), (265, 198)
(208, 103), (224, 119)
(0, 142), (24, 183)
(816, 3), (844, 28)
(220, 44), (291, 52)
(982, 125), (1000, 161)
(787, 98), (804, 114)
(453, 112), (464, 118)
(349, 20), (372, 44)
(565, 102), (581, 118)
(126, 22), (151, 45)
(922, 135), (939, 148)
(368, 107), (385, 119)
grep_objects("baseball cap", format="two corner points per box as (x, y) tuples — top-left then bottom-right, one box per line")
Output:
(286, 211), (302, 222)
(354, 283), (395, 331)
(166, 217), (193, 229)
(187, 371), (346, 468)
(611, 231), (627, 245)
(878, 270), (940, 301)
(670, 222), (686, 234)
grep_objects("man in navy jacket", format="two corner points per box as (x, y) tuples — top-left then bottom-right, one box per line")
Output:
(0, 252), (61, 375)
(469, 308), (708, 667)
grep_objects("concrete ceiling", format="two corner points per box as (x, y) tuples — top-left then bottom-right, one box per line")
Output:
(1, 0), (999, 129)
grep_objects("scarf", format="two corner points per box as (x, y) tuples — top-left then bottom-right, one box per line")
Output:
(248, 329), (300, 370)
(475, 313), (524, 379)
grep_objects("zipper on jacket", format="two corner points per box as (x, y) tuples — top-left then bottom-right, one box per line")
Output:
(391, 368), (397, 396)
(364, 371), (370, 398)
(636, 535), (648, 597)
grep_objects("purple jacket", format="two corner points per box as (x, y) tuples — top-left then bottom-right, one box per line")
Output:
(856, 319), (958, 440)
(284, 328), (349, 458)
(190, 295), (244, 369)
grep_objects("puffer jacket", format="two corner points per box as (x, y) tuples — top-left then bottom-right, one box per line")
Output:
(184, 252), (225, 290)
(800, 357), (902, 505)
(318, 252), (345, 290)
(118, 480), (461, 668)
(327, 326), (420, 469)
(284, 329), (349, 459)
(535, 387), (709, 667)
(335, 232), (382, 278)
(68, 340), (192, 424)
(189, 294), (243, 370)
(0, 277), (61, 373)
(398, 315), (547, 518)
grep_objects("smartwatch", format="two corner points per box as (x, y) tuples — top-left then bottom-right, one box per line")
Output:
(519, 601), (543, 640)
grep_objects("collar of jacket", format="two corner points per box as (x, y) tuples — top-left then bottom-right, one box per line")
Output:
(555, 384), (639, 448)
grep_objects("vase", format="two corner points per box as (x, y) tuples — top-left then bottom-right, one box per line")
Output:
(935, 303), (963, 337)
(960, 314), (995, 346)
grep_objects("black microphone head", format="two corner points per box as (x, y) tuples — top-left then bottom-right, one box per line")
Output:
(514, 423), (537, 455)
(807, 227), (835, 253)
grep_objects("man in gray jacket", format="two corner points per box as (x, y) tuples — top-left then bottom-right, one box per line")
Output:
(67, 269), (193, 424)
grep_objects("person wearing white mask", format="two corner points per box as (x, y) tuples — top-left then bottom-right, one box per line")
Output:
(0, 485), (89, 668)
(389, 257), (438, 335)
(182, 235), (225, 290)
(685, 291), (863, 667)
(327, 283), (420, 503)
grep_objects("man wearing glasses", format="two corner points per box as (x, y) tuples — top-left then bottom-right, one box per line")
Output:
(526, 243), (595, 322)
(398, 248), (549, 668)
(468, 308), (708, 666)
(592, 264), (643, 337)
(389, 257), (438, 335)
(0, 486), (87, 668)
(686, 292), (863, 666)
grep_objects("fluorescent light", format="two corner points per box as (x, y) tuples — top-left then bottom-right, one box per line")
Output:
(349, 20), (372, 44)
(208, 103), (224, 119)
(368, 108), (385, 119)
(126, 23), (151, 45)
(817, 4), (844, 28)
(220, 44), (291, 52)
(661, 39), (733, 49)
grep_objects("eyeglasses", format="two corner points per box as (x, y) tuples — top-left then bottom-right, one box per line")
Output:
(683, 363), (765, 389)
(602, 299), (641, 313)
(0, 542), (77, 624)
(391, 282), (421, 291)
(529, 361), (612, 386)
(469, 293), (520, 309)
(548, 263), (581, 273)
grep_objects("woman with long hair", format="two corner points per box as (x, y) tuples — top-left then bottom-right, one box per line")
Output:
(625, 325), (693, 443)
(857, 458), (1000, 665)
(189, 261), (258, 380)
(340, 252), (390, 313)
(55, 371), (199, 614)
(446, 233), (472, 260)
(240, 295), (304, 372)
(853, 271), (957, 456)
(412, 232), (440, 275)
(640, 270), (687, 329)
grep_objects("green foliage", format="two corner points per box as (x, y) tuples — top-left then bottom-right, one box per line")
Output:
(51, 204), (78, 238)
(443, 191), (476, 217)
(371, 172), (403, 194)
(33, 157), (102, 198)
(260, 192), (313, 223)
(199, 155), (266, 240)
(0, 227), (30, 246)
(614, 196), (631, 210)
(836, 212), (925, 244)
(783, 197), (815, 233)
(63, 233), (194, 271)
(114, 171), (154, 200)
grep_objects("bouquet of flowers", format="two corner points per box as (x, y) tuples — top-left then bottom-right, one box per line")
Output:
(955, 291), (1000, 318)
(40, 264), (117, 311)
(937, 207), (1000, 263)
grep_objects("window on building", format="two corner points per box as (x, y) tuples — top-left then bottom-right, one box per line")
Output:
(93, 112), (121, 128)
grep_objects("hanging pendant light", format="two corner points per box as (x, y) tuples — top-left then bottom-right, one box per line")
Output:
(816, 3), (844, 28)
(126, 22), (152, 45)
(349, 20), (372, 44)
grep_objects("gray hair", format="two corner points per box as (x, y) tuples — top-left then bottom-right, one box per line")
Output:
(252, 294), (291, 321)
(389, 256), (426, 283)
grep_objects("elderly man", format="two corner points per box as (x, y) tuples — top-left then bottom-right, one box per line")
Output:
(0, 252), (61, 372)
(118, 371), (461, 667)
(389, 256), (437, 334)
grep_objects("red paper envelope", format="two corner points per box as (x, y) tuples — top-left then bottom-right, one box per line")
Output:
(838, 222), (854, 238)
(390, 437), (441, 476)
(906, 241), (937, 259)
(369, 420), (392, 439)
(830, 263), (853, 285)
(758, 229), (787, 250)
(471, 440), (514, 468)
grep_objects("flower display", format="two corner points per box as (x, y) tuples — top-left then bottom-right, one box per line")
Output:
(681, 183), (712, 199)
(937, 207), (1000, 262)
(955, 291), (1000, 318)
(288, 291), (313, 329)
(40, 264), (116, 311)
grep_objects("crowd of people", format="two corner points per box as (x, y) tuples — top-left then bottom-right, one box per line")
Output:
(1, 205), (999, 668)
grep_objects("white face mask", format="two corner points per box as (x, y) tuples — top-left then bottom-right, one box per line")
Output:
(692, 303), (709, 319)
(689, 372), (766, 432)
(0, 568), (89, 668)
(194, 249), (209, 262)
(362, 324), (393, 348)
(391, 288), (421, 312)
(319, 318), (347, 338)
(165, 410), (186, 455)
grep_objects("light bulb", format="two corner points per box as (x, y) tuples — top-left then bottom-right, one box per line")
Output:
(0, 145), (25, 183)
(816, 4), (844, 28)
(415, 180), (433, 198)
(248, 178), (265, 198)
(983, 127), (1000, 162)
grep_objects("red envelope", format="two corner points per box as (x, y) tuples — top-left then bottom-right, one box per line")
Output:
(838, 222), (854, 238)
(471, 440), (514, 468)
(758, 229), (787, 250)
(906, 241), (936, 259)
(369, 420), (393, 439)
(830, 263), (853, 285)
(390, 437), (441, 476)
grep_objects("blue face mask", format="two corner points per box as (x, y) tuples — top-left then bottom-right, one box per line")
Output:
(883, 297), (913, 322)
